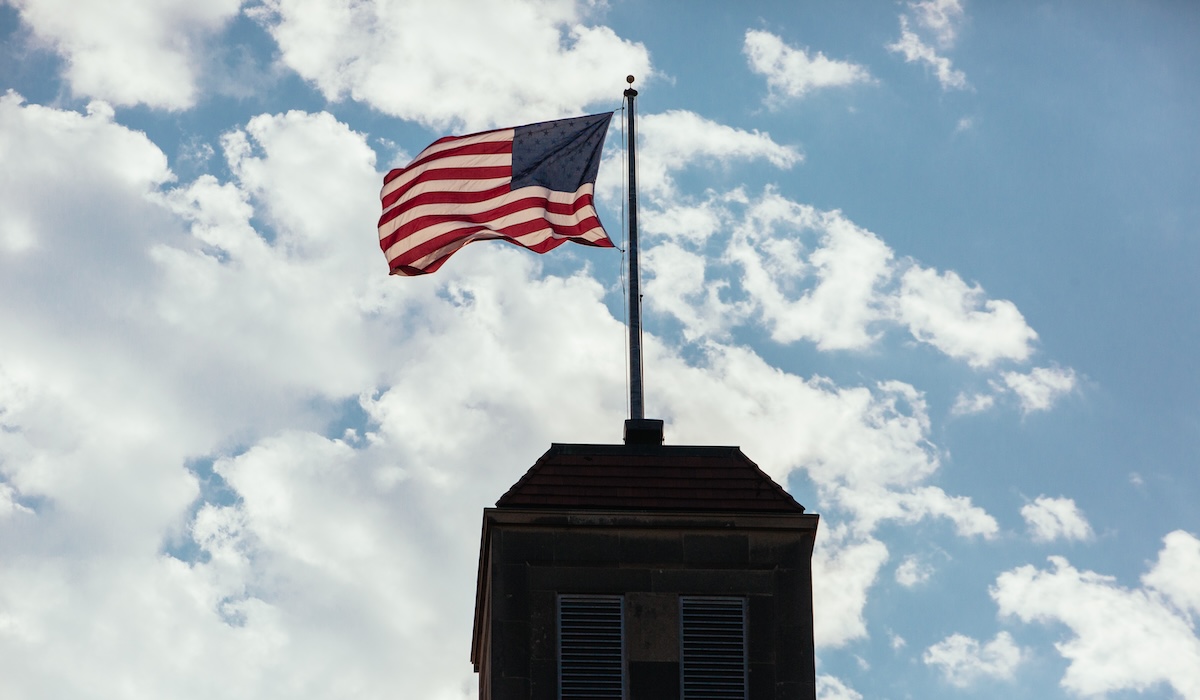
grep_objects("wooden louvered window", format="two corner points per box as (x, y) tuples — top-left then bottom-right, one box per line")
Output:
(680, 596), (748, 700)
(558, 594), (626, 700)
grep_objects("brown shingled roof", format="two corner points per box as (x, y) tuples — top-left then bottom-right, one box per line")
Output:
(495, 443), (805, 513)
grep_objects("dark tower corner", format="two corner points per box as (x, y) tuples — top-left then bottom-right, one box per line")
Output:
(470, 422), (819, 700)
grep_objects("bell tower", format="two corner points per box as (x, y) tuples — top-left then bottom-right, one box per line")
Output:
(471, 420), (819, 699)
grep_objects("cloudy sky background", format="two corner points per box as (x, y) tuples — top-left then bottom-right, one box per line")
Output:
(2, 0), (1199, 698)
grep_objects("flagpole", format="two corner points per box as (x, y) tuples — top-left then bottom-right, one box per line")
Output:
(624, 76), (645, 422)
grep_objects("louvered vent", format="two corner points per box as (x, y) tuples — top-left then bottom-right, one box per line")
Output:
(558, 595), (625, 699)
(680, 596), (747, 700)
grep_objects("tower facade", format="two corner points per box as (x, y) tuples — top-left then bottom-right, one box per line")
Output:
(471, 424), (819, 700)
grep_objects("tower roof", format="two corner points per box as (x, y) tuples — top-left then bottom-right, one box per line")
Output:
(495, 443), (805, 513)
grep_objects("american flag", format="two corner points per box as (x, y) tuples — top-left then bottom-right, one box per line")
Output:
(378, 113), (615, 276)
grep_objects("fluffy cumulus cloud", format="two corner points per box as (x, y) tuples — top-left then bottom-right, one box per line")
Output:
(598, 110), (803, 203)
(910, 0), (966, 47)
(729, 195), (895, 350)
(598, 108), (1068, 556)
(895, 555), (934, 587)
(1141, 530), (1200, 617)
(923, 631), (1024, 688)
(896, 266), (1036, 368)
(952, 364), (1076, 416)
(0, 93), (1018, 697)
(0, 94), (616, 698)
(616, 128), (1040, 372)
(0, 475), (32, 518)
(744, 29), (873, 105)
(886, 0), (969, 91)
(0, 92), (169, 267)
(1001, 365), (1077, 413)
(992, 531), (1200, 698)
(7, 0), (244, 109)
(1021, 496), (1093, 543)
(637, 187), (1040, 374)
(249, 0), (651, 131)
(951, 391), (995, 415)
(811, 526), (889, 649)
(0, 3), (1086, 689)
(651, 341), (1000, 540)
(817, 673), (864, 700)
(0, 96), (474, 698)
(593, 104), (1047, 389)
(642, 241), (749, 341)
(152, 110), (395, 418)
(594, 114), (1040, 673)
(0, 91), (196, 554)
(833, 484), (998, 538)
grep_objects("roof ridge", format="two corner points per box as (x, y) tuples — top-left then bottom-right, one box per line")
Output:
(495, 443), (805, 513)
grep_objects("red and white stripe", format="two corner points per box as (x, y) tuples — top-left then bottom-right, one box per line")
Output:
(378, 128), (611, 276)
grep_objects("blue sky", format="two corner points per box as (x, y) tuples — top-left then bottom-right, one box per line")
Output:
(1, 1), (1199, 698)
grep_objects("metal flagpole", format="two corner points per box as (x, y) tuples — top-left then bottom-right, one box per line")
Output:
(624, 76), (645, 421)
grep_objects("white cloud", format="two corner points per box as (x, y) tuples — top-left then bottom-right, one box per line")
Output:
(154, 110), (392, 404)
(834, 484), (998, 538)
(660, 349), (942, 494)
(817, 673), (863, 700)
(1021, 496), (1093, 543)
(0, 99), (555, 698)
(992, 532), (1200, 698)
(1141, 530), (1200, 617)
(636, 186), (1045, 377)
(952, 366), (1076, 416)
(897, 266), (1037, 368)
(600, 110), (801, 203)
(0, 36), (1083, 691)
(0, 97), (1013, 696)
(7, 0), (243, 109)
(588, 105), (1053, 391)
(924, 631), (1024, 687)
(0, 92), (172, 214)
(0, 480), (34, 519)
(895, 555), (933, 587)
(811, 526), (889, 648)
(221, 110), (381, 261)
(626, 322), (1000, 643)
(887, 16), (969, 91)
(250, 0), (651, 131)
(910, 0), (965, 48)
(0, 92), (197, 552)
(642, 242), (749, 341)
(728, 194), (895, 350)
(952, 391), (995, 415)
(744, 30), (873, 104)
(1002, 365), (1077, 413)
(639, 194), (731, 246)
